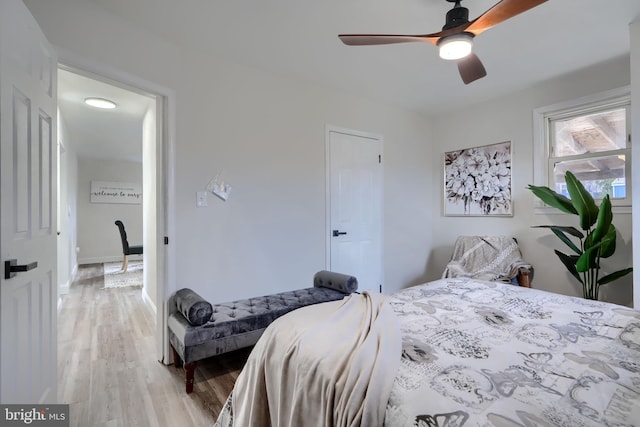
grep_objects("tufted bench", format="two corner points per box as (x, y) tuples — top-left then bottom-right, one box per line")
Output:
(167, 270), (358, 393)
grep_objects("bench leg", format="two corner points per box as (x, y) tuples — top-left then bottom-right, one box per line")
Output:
(171, 344), (182, 368)
(185, 362), (196, 394)
(169, 344), (196, 393)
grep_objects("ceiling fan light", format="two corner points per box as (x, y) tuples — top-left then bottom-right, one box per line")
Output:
(438, 33), (473, 60)
(84, 97), (117, 109)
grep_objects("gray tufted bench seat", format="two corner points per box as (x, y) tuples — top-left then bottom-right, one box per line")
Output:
(168, 270), (358, 393)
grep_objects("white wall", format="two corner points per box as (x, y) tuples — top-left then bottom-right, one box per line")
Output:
(430, 56), (633, 306)
(143, 102), (158, 312)
(57, 109), (78, 294)
(31, 0), (632, 308)
(174, 56), (433, 301)
(25, 0), (433, 303)
(77, 157), (143, 264)
(631, 19), (640, 309)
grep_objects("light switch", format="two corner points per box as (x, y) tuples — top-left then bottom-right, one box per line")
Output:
(196, 191), (208, 207)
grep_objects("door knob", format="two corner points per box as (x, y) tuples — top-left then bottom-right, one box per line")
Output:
(332, 230), (347, 237)
(4, 259), (38, 280)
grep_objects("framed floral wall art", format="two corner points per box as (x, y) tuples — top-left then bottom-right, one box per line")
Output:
(444, 141), (512, 216)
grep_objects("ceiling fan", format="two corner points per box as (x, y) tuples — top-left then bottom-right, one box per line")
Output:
(339, 0), (548, 84)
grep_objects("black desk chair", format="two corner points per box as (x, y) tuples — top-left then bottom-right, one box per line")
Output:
(114, 220), (143, 272)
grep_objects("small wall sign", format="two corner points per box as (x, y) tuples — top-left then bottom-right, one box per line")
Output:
(90, 181), (142, 204)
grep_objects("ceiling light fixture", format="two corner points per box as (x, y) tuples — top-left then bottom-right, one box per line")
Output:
(84, 97), (117, 109)
(437, 32), (473, 60)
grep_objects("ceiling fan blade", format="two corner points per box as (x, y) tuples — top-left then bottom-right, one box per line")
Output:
(339, 34), (440, 46)
(466, 0), (548, 36)
(457, 53), (487, 84)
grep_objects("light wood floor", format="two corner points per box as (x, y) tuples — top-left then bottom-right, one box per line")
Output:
(58, 264), (251, 427)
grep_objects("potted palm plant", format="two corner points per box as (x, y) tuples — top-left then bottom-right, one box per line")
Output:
(527, 171), (632, 300)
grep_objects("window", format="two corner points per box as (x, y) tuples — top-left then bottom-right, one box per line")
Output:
(534, 87), (631, 211)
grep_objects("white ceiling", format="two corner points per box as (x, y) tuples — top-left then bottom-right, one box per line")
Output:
(58, 69), (152, 163)
(58, 0), (640, 161)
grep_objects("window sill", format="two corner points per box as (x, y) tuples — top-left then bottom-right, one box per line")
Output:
(534, 205), (632, 215)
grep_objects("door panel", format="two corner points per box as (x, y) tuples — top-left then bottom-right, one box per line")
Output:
(1, 0), (57, 404)
(328, 129), (382, 293)
(14, 90), (31, 236)
(39, 112), (53, 231)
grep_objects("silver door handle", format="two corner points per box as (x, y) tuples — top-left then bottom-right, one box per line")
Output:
(4, 259), (38, 280)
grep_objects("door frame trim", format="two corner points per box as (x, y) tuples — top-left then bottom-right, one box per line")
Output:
(55, 48), (176, 364)
(324, 125), (384, 287)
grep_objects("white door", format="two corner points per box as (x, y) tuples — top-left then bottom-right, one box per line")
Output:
(1, 0), (58, 404)
(327, 128), (383, 293)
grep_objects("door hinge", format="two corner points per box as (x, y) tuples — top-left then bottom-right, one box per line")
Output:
(379, 284), (382, 293)
(164, 236), (169, 245)
(378, 154), (381, 164)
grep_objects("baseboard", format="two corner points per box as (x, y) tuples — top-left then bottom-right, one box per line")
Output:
(142, 286), (157, 316)
(59, 280), (70, 295)
(71, 263), (78, 282)
(78, 255), (141, 265)
(78, 255), (120, 265)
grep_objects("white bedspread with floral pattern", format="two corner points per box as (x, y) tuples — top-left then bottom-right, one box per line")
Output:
(384, 278), (640, 426)
(216, 278), (640, 426)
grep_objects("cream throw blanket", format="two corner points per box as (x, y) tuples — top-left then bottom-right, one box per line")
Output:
(442, 235), (531, 282)
(232, 292), (401, 427)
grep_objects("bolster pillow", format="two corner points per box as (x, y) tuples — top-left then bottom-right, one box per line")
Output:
(174, 288), (213, 326)
(313, 270), (358, 294)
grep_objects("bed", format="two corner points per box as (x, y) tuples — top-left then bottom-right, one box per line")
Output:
(215, 277), (640, 426)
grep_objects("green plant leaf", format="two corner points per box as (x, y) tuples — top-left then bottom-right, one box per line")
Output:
(583, 230), (605, 254)
(532, 225), (584, 238)
(598, 268), (633, 285)
(591, 195), (612, 243)
(584, 231), (594, 250)
(554, 250), (583, 284)
(527, 172), (629, 294)
(577, 243), (601, 272)
(599, 225), (617, 258)
(527, 184), (577, 214)
(533, 225), (582, 254)
(565, 171), (599, 230)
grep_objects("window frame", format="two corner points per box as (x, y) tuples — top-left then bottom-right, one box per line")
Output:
(533, 86), (632, 214)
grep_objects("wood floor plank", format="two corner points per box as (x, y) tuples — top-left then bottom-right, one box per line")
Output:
(59, 264), (248, 426)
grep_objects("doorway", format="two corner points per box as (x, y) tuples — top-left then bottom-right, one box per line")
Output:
(56, 62), (170, 362)
(325, 126), (383, 293)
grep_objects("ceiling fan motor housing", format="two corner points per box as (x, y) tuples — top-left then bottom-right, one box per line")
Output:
(443, 2), (469, 30)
